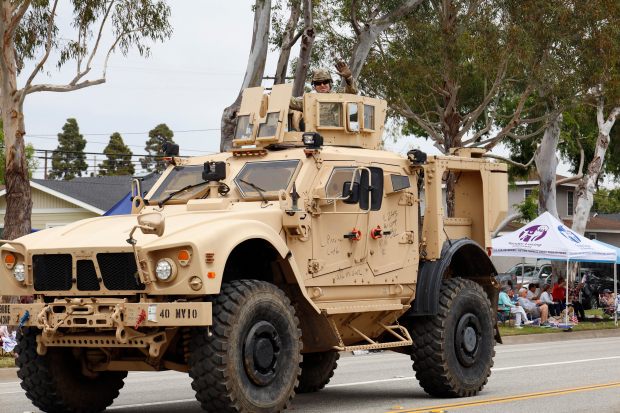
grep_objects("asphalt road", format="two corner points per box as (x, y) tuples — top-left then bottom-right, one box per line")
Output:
(2, 335), (620, 413)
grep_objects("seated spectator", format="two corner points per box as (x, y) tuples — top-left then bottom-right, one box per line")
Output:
(600, 289), (616, 317)
(552, 276), (567, 312)
(498, 286), (532, 328)
(539, 284), (558, 316)
(568, 280), (586, 321)
(527, 284), (539, 300)
(517, 287), (550, 325)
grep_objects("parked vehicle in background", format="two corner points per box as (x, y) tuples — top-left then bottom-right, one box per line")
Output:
(495, 263), (535, 287)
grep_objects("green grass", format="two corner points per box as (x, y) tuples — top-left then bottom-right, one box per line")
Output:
(0, 355), (15, 368)
(499, 309), (619, 336)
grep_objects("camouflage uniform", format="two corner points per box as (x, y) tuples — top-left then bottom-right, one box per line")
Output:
(289, 67), (358, 112)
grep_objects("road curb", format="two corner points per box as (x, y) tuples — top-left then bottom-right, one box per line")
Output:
(0, 367), (17, 380)
(501, 328), (620, 345)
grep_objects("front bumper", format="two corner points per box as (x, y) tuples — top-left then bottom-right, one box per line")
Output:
(0, 299), (212, 356)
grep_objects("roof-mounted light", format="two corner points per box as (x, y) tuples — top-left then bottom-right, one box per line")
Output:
(302, 132), (323, 149)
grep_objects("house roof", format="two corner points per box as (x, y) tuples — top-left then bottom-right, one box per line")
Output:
(26, 173), (160, 213)
(514, 171), (577, 187)
(503, 214), (620, 234)
(562, 215), (620, 233)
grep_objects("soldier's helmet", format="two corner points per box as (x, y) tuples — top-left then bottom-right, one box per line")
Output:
(312, 68), (333, 84)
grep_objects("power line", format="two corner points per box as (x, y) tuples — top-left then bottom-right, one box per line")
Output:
(25, 135), (216, 154)
(25, 128), (219, 137)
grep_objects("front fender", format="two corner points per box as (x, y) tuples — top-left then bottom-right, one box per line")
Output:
(142, 218), (290, 293)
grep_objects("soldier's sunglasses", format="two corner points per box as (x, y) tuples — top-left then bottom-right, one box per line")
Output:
(313, 80), (331, 86)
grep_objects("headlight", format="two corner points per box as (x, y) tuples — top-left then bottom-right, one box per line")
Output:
(155, 259), (176, 281)
(13, 263), (25, 282)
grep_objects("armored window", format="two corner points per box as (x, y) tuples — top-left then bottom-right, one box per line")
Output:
(390, 175), (410, 192)
(148, 165), (204, 203)
(234, 160), (300, 198)
(363, 104), (375, 130)
(318, 102), (343, 127)
(234, 115), (254, 140)
(347, 103), (360, 132)
(258, 112), (280, 138)
(325, 167), (360, 199)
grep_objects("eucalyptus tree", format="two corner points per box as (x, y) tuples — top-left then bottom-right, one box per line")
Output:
(569, 0), (620, 235)
(0, 0), (172, 239)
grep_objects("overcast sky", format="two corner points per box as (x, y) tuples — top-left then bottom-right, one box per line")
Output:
(19, 1), (569, 179)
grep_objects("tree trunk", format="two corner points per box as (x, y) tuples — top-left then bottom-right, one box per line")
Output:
(349, 24), (381, 79)
(274, 0), (301, 85)
(0, 3), (32, 308)
(348, 0), (424, 79)
(292, 0), (314, 97)
(220, 0), (271, 152)
(534, 111), (561, 218)
(572, 98), (619, 235)
(0, 4), (32, 240)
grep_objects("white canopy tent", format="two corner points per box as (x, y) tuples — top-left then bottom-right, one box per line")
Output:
(492, 211), (617, 326)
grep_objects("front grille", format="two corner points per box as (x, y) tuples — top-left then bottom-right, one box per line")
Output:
(97, 253), (145, 291)
(33, 254), (72, 291)
(77, 260), (100, 291)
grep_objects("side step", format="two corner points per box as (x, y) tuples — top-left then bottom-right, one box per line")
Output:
(328, 317), (413, 352)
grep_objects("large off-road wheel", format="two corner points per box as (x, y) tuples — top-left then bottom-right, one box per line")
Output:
(16, 328), (127, 413)
(410, 277), (495, 398)
(296, 351), (339, 393)
(189, 280), (302, 413)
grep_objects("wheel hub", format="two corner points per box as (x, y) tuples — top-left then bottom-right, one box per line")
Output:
(243, 321), (281, 386)
(455, 313), (482, 367)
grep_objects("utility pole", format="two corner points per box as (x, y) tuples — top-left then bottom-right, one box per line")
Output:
(43, 150), (48, 179)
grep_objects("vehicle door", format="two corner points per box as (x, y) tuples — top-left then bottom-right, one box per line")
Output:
(366, 165), (417, 280)
(310, 163), (371, 278)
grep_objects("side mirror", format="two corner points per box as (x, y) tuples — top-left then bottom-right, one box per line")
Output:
(342, 181), (360, 204)
(138, 212), (165, 237)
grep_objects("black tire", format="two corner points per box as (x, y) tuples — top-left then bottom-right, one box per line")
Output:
(189, 280), (302, 413)
(16, 328), (127, 413)
(296, 351), (339, 393)
(410, 277), (495, 398)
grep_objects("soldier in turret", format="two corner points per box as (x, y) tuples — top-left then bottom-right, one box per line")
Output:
(290, 60), (358, 111)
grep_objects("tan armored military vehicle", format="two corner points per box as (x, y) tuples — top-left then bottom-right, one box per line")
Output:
(0, 84), (507, 413)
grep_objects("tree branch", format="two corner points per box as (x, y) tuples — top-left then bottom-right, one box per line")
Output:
(350, 0), (361, 37)
(22, 0), (59, 94)
(393, 99), (444, 144)
(7, 0), (31, 37)
(482, 152), (536, 169)
(455, 58), (508, 141)
(375, 0), (424, 30)
(25, 78), (105, 95)
(78, 0), (116, 85)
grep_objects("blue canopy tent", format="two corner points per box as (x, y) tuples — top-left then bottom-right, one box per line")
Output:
(593, 240), (619, 325)
(103, 192), (132, 216)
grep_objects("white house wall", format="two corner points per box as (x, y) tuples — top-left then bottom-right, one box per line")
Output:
(0, 187), (99, 230)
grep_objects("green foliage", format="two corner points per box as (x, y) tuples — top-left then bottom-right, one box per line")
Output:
(514, 188), (539, 223)
(140, 124), (174, 173)
(593, 188), (620, 214)
(48, 119), (88, 180)
(13, 0), (172, 76)
(99, 133), (134, 176)
(0, 122), (37, 184)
